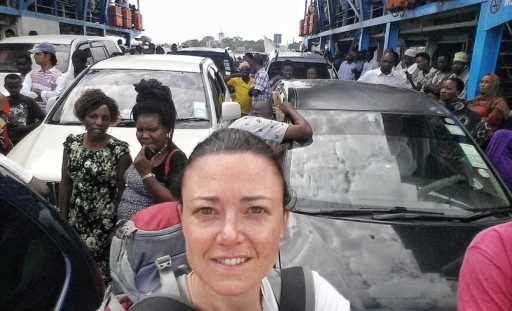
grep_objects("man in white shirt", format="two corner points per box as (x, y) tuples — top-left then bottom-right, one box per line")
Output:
(21, 42), (64, 111)
(450, 51), (470, 99)
(229, 101), (312, 143)
(360, 50), (379, 77)
(358, 52), (411, 88)
(337, 52), (358, 81)
(398, 48), (419, 82)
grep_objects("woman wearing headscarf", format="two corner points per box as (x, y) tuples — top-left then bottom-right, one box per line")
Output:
(469, 74), (510, 132)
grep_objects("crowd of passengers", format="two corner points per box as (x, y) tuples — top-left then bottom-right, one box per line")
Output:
(1, 41), (512, 310)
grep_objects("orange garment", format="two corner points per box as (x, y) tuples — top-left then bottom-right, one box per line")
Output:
(470, 96), (509, 132)
(0, 97), (12, 153)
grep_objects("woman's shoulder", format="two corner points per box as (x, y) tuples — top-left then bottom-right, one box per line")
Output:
(63, 133), (83, 147)
(108, 136), (130, 151)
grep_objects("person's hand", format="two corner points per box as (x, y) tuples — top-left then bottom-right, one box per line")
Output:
(133, 145), (153, 176)
(248, 87), (254, 97)
(277, 101), (294, 115)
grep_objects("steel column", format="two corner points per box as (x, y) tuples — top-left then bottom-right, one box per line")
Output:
(466, 3), (504, 99)
(384, 22), (399, 49)
(359, 28), (371, 50)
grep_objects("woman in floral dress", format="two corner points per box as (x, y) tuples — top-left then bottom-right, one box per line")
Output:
(59, 89), (132, 281)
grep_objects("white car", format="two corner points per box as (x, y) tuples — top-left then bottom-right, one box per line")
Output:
(7, 54), (241, 203)
(0, 34), (121, 94)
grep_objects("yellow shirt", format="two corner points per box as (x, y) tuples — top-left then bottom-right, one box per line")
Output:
(227, 77), (254, 114)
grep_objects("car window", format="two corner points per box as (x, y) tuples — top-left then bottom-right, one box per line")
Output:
(286, 110), (511, 215)
(0, 193), (66, 310)
(77, 42), (94, 66)
(207, 67), (222, 118)
(0, 43), (70, 73)
(50, 69), (209, 127)
(89, 43), (108, 63)
(104, 40), (119, 57)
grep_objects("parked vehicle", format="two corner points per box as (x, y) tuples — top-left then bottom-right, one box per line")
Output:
(275, 79), (512, 310)
(0, 35), (121, 94)
(0, 165), (104, 310)
(172, 47), (238, 76)
(265, 51), (338, 80)
(7, 54), (241, 204)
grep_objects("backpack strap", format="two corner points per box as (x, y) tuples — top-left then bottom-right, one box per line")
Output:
(164, 149), (179, 178)
(155, 255), (180, 296)
(268, 267), (315, 311)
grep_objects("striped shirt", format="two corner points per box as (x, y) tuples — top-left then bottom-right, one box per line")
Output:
(21, 66), (63, 110)
(253, 68), (272, 104)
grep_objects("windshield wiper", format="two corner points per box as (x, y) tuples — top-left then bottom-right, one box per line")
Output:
(372, 207), (512, 222)
(459, 207), (512, 223)
(294, 206), (444, 217)
(176, 117), (210, 123)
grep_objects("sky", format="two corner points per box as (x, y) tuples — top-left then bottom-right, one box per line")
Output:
(136, 1), (306, 45)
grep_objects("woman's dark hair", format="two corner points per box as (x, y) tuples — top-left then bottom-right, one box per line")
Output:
(415, 52), (431, 63)
(132, 78), (177, 137)
(45, 52), (57, 66)
(446, 77), (464, 94)
(180, 128), (292, 207)
(74, 89), (120, 122)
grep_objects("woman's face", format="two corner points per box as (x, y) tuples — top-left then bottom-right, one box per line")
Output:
(479, 75), (493, 95)
(180, 152), (289, 296)
(440, 80), (459, 102)
(135, 115), (167, 150)
(83, 105), (112, 138)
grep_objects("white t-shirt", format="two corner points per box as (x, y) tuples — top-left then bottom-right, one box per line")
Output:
(358, 68), (411, 88)
(229, 116), (289, 143)
(0, 154), (32, 183)
(261, 271), (351, 311)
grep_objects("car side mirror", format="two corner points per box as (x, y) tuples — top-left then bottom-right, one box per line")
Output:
(46, 96), (58, 113)
(221, 101), (241, 121)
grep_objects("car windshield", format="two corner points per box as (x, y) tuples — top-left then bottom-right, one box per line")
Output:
(49, 69), (209, 126)
(286, 110), (511, 216)
(268, 59), (334, 79)
(0, 43), (70, 73)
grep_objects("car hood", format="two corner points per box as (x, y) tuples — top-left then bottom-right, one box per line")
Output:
(280, 213), (491, 310)
(7, 124), (211, 182)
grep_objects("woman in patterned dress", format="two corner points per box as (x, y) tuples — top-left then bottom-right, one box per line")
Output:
(59, 89), (132, 281)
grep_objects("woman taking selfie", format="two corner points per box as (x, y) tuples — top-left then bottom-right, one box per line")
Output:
(117, 79), (187, 220)
(59, 89), (132, 278)
(176, 128), (350, 310)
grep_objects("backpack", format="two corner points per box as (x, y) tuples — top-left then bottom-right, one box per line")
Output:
(103, 201), (187, 310)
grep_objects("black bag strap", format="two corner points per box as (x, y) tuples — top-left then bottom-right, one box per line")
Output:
(279, 266), (315, 311)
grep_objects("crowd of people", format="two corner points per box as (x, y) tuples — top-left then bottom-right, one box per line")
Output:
(2, 38), (512, 309)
